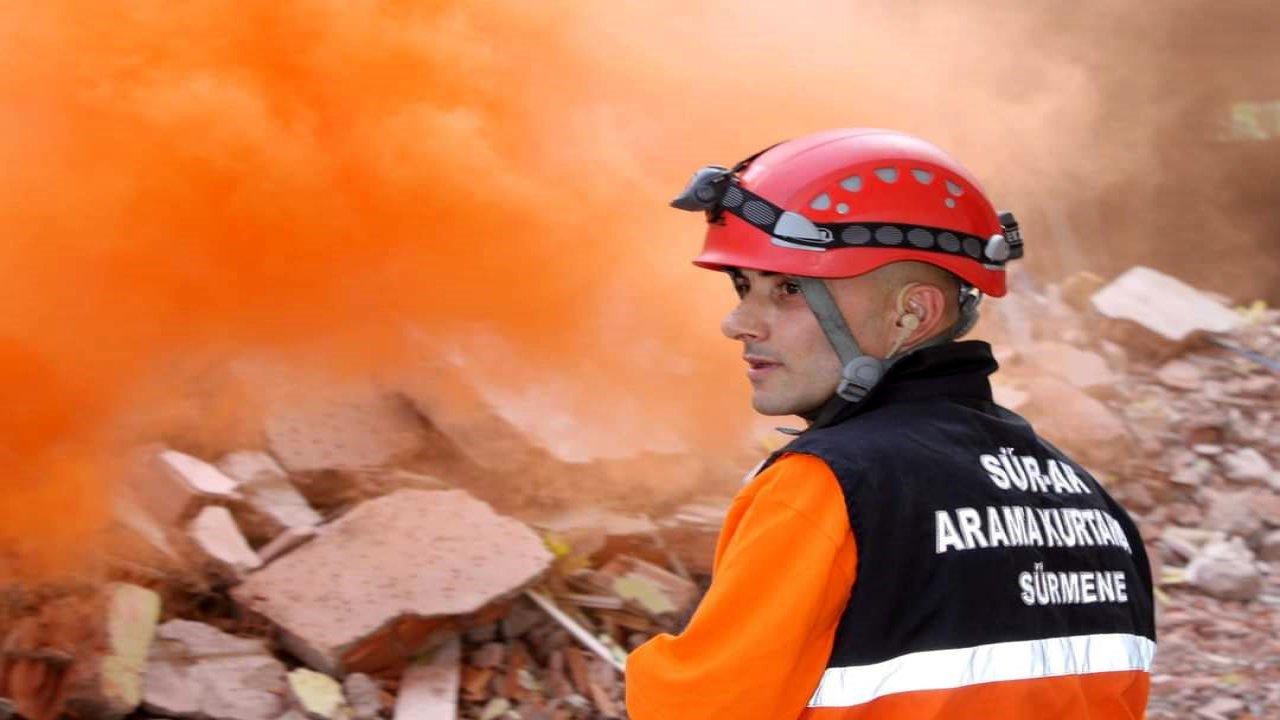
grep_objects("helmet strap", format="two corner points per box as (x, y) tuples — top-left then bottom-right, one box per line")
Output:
(779, 278), (983, 435)
(772, 277), (893, 435)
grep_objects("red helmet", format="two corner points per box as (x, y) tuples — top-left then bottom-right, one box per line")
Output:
(673, 129), (1020, 297)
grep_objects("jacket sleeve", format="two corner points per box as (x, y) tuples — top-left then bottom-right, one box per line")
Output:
(624, 453), (858, 720)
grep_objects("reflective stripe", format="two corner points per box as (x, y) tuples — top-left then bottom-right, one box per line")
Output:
(807, 633), (1156, 708)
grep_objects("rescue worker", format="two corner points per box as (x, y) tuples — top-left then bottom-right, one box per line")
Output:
(625, 129), (1156, 719)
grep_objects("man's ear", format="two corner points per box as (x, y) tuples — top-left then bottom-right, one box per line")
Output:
(895, 282), (949, 349)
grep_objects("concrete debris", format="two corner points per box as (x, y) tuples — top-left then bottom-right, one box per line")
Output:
(397, 361), (544, 473)
(265, 387), (428, 473)
(655, 499), (731, 575)
(288, 668), (351, 720)
(475, 698), (508, 720)
(129, 446), (243, 526)
(990, 380), (1030, 412)
(1154, 359), (1205, 391)
(1016, 377), (1132, 467)
(257, 525), (319, 566)
(1027, 341), (1117, 392)
(1193, 696), (1247, 720)
(1219, 447), (1273, 484)
(392, 634), (460, 720)
(188, 506), (263, 579)
(467, 643), (504, 671)
(232, 490), (552, 676)
(1090, 266), (1245, 354)
(112, 490), (182, 561)
(599, 555), (698, 617)
(499, 598), (544, 641)
(1201, 489), (1264, 539)
(75, 583), (161, 718)
(532, 508), (658, 541)
(532, 509), (660, 576)
(342, 673), (384, 720)
(1258, 529), (1280, 563)
(218, 451), (322, 543)
(142, 620), (287, 720)
(12, 583), (163, 720)
(1185, 539), (1262, 602)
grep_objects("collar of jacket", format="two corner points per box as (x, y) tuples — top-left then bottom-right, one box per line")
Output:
(819, 340), (999, 427)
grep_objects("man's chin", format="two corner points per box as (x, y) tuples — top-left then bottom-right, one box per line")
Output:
(747, 389), (829, 417)
(751, 394), (818, 417)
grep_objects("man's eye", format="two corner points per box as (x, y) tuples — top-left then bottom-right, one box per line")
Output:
(782, 281), (802, 295)
(732, 282), (749, 297)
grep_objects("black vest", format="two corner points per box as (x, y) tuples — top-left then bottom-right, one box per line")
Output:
(762, 341), (1156, 691)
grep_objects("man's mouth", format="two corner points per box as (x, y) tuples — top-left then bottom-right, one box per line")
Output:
(744, 355), (782, 382)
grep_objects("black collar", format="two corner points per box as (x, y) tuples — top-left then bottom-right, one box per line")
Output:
(813, 341), (998, 429)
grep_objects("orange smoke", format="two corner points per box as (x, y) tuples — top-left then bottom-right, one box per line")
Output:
(3, 1), (1272, 579)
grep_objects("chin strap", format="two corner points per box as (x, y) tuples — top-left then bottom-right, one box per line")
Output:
(776, 279), (984, 436)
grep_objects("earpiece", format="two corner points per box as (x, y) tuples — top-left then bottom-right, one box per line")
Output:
(899, 313), (920, 331)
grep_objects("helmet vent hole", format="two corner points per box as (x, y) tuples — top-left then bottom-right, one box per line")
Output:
(874, 168), (898, 183)
(963, 236), (983, 258)
(946, 180), (964, 196)
(722, 186), (745, 208)
(875, 226), (903, 245)
(907, 229), (935, 248)
(810, 193), (832, 211)
(840, 175), (863, 192)
(911, 169), (934, 184)
(742, 200), (777, 226)
(938, 232), (960, 252)
(836, 202), (849, 214)
(945, 198), (957, 208)
(842, 226), (872, 245)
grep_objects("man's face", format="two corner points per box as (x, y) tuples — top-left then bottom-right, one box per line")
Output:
(721, 268), (890, 417)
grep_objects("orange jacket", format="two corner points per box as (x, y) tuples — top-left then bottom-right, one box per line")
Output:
(624, 453), (1151, 719)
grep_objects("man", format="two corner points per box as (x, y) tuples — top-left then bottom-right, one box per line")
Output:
(625, 129), (1155, 719)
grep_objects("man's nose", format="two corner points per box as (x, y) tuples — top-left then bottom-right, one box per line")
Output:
(721, 302), (767, 342)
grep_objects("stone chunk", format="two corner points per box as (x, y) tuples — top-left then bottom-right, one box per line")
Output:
(1186, 538), (1262, 602)
(398, 362), (542, 472)
(1219, 447), (1273, 484)
(257, 526), (319, 565)
(1258, 529), (1280, 562)
(1017, 377), (1132, 467)
(142, 619), (287, 720)
(1194, 696), (1246, 720)
(392, 634), (460, 720)
(287, 668), (350, 720)
(218, 451), (322, 543)
(62, 583), (161, 718)
(1027, 341), (1117, 392)
(232, 490), (552, 676)
(1154, 359), (1204, 390)
(599, 555), (698, 617)
(128, 446), (243, 526)
(1201, 489), (1264, 538)
(657, 499), (732, 575)
(188, 506), (263, 578)
(265, 387), (428, 473)
(342, 673), (383, 720)
(1090, 266), (1244, 354)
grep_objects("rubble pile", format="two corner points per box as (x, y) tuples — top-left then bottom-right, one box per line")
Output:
(987, 266), (1280, 719)
(1, 263), (1277, 719)
(0, 378), (730, 720)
